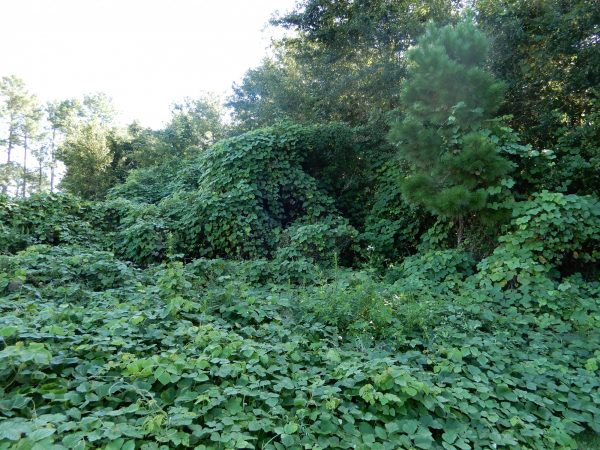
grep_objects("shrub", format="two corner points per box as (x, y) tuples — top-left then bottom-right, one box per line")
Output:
(275, 216), (357, 264)
(362, 159), (432, 264)
(477, 191), (600, 287)
(0, 193), (107, 254)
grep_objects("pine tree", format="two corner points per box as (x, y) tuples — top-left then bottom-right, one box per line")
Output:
(388, 20), (512, 244)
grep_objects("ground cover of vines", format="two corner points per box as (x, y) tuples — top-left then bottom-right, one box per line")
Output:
(2, 16), (600, 450)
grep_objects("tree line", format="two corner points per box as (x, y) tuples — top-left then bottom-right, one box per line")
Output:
(0, 79), (226, 200)
(2, 0), (597, 209)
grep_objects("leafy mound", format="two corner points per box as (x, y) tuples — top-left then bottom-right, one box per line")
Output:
(1, 124), (366, 266)
(110, 124), (361, 264)
(0, 194), (106, 254)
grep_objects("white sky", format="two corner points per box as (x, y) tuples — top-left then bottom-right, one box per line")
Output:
(0, 0), (298, 129)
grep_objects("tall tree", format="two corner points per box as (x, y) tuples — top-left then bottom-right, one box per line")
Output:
(82, 93), (116, 125)
(19, 96), (43, 197)
(388, 20), (512, 244)
(0, 76), (30, 194)
(51, 93), (120, 198)
(163, 95), (226, 155)
(46, 99), (83, 192)
(229, 0), (460, 129)
(58, 121), (113, 199)
(228, 54), (314, 132)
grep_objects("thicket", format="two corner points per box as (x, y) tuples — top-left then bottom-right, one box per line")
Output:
(1, 227), (599, 448)
(1, 11), (600, 450)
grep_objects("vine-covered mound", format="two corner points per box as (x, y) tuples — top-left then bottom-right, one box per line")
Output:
(1, 124), (366, 266)
(109, 124), (363, 265)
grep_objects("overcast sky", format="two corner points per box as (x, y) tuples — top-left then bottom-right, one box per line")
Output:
(0, 0), (297, 128)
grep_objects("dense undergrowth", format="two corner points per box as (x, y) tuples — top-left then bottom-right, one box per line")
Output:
(1, 181), (599, 449)
(1, 123), (600, 450)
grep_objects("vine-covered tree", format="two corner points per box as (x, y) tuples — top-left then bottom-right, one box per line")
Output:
(58, 121), (113, 199)
(476, 0), (600, 196)
(388, 20), (512, 243)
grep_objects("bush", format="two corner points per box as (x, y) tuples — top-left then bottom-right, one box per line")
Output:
(0, 193), (107, 254)
(113, 202), (170, 265)
(275, 216), (357, 264)
(387, 249), (476, 286)
(108, 124), (361, 263)
(0, 245), (139, 294)
(477, 191), (600, 287)
(107, 158), (202, 204)
(362, 159), (432, 264)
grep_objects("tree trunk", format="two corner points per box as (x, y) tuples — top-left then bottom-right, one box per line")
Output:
(2, 135), (11, 194)
(7, 134), (12, 164)
(50, 128), (56, 192)
(38, 159), (43, 193)
(2, 124), (14, 195)
(23, 133), (27, 197)
(456, 215), (464, 247)
(7, 114), (15, 164)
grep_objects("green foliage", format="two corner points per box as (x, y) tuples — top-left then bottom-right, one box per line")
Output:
(107, 157), (201, 204)
(0, 245), (137, 292)
(275, 216), (357, 263)
(58, 121), (115, 199)
(476, 0), (600, 196)
(299, 121), (392, 229)
(299, 270), (397, 336)
(388, 20), (513, 230)
(109, 123), (360, 264)
(227, 56), (309, 132)
(166, 124), (356, 260)
(387, 249), (475, 286)
(1, 5), (600, 449)
(477, 191), (600, 287)
(1, 141), (599, 450)
(50, 93), (134, 199)
(577, 432), (600, 450)
(58, 121), (171, 201)
(111, 202), (169, 266)
(186, 256), (323, 286)
(0, 193), (106, 253)
(1, 242), (599, 449)
(0, 75), (44, 197)
(165, 181), (277, 260)
(229, 0), (457, 128)
(163, 95), (227, 155)
(362, 158), (432, 264)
